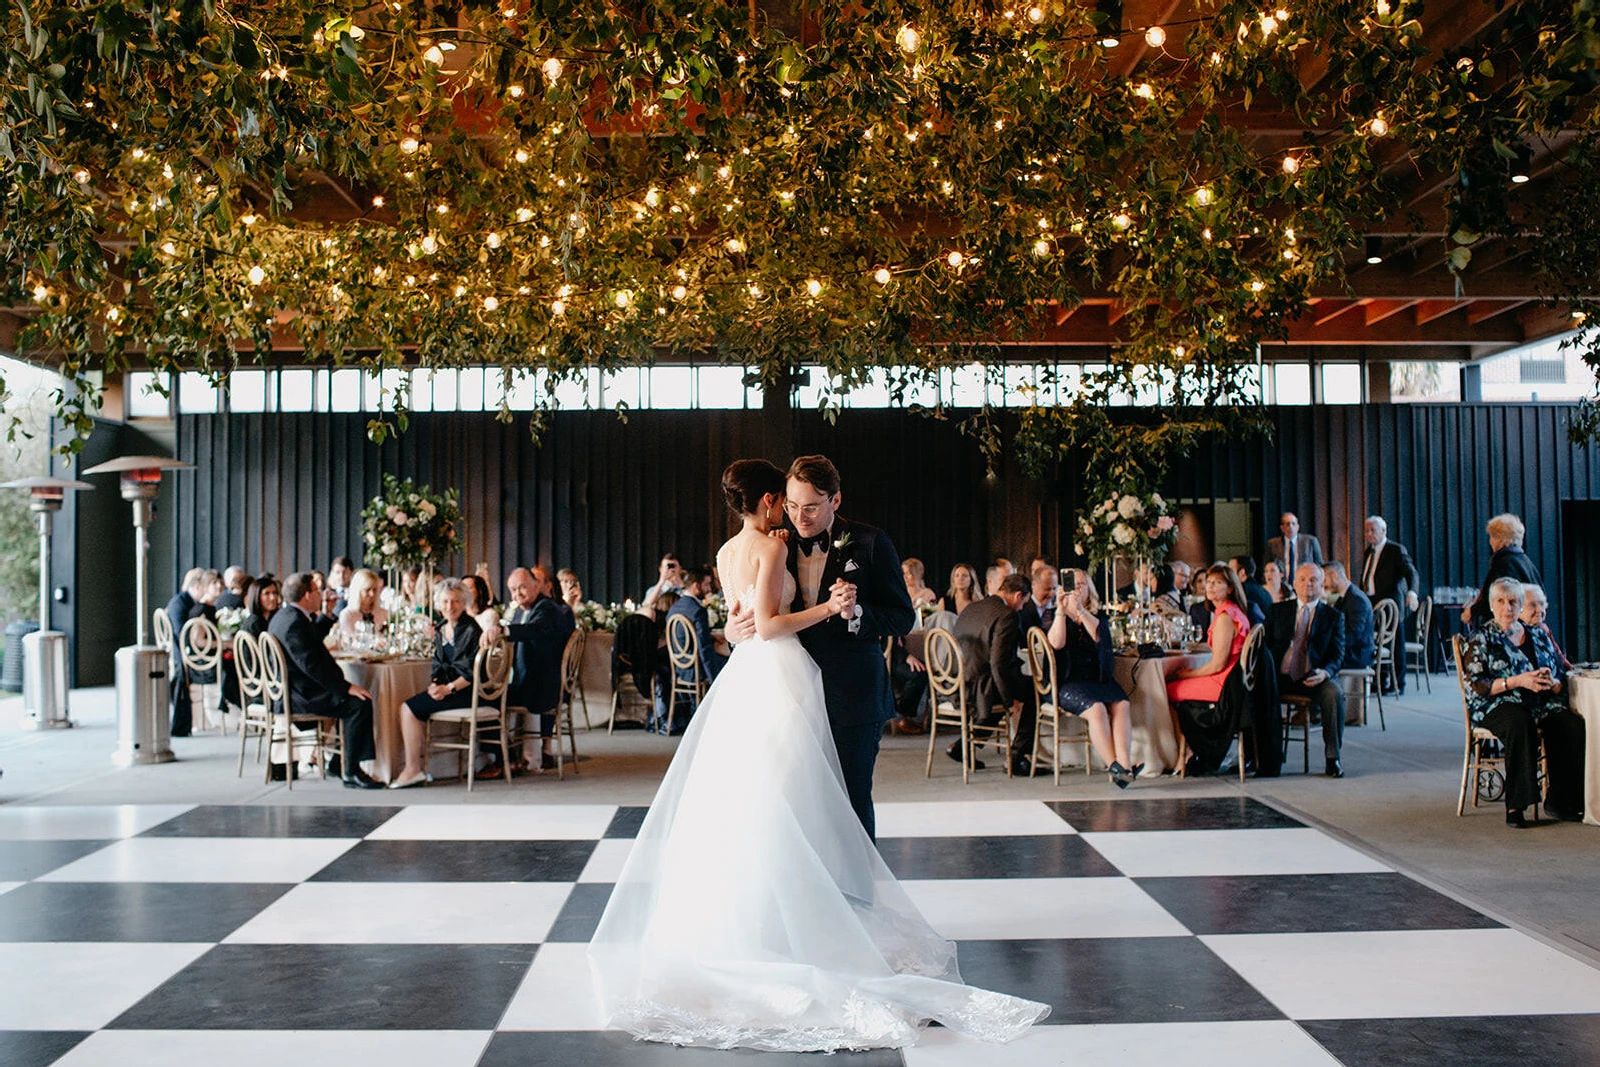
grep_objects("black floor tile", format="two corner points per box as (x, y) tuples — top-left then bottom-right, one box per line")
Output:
(1136, 873), (1504, 936)
(877, 835), (1120, 880)
(545, 882), (615, 943)
(139, 805), (404, 838)
(953, 937), (1282, 1025)
(1046, 797), (1305, 832)
(605, 807), (649, 839)
(0, 1031), (90, 1067)
(478, 1031), (905, 1065)
(0, 881), (291, 942)
(308, 839), (595, 882)
(1302, 1014), (1600, 1067)
(0, 840), (113, 881)
(110, 943), (535, 1030)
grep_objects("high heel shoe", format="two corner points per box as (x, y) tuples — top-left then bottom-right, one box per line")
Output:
(1108, 762), (1132, 790)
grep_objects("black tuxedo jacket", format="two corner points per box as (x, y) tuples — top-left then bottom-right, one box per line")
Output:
(786, 516), (915, 727)
(267, 605), (353, 717)
(1265, 599), (1346, 682)
(503, 594), (575, 714)
(164, 591), (193, 651)
(952, 594), (1029, 714)
(1336, 586), (1376, 670)
(1359, 540), (1420, 607)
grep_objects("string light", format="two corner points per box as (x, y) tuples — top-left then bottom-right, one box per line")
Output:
(1033, 238), (1051, 256)
(434, 202), (449, 215)
(514, 149), (530, 163)
(1144, 25), (1166, 46)
(516, 207), (534, 222)
(726, 237), (746, 253)
(240, 213), (258, 227)
(247, 266), (267, 286)
(507, 84), (524, 99)
(1193, 186), (1214, 206)
(874, 267), (892, 285)
(614, 290), (631, 308)
(946, 250), (965, 268)
(423, 45), (445, 65)
(372, 194), (385, 207)
(1250, 279), (1265, 292)
(1260, 14), (1278, 34)
(895, 24), (921, 52)
(644, 187), (661, 208)
(806, 279), (823, 297)
(1172, 344), (1187, 358)
(483, 296), (499, 311)
(399, 137), (419, 154)
(105, 306), (122, 324)
(1281, 154), (1300, 174)
(671, 284), (688, 300)
(1112, 212), (1132, 230)
(31, 283), (48, 302)
(1133, 82), (1154, 99)
(542, 57), (563, 82)
(1368, 114), (1389, 136)
(550, 299), (565, 315)
(485, 231), (502, 248)
(420, 234), (438, 254)
(1027, 5), (1045, 23)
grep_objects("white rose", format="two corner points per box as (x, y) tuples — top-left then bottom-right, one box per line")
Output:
(1113, 523), (1135, 546)
(382, 539), (400, 555)
(1150, 492), (1165, 508)
(1117, 494), (1141, 519)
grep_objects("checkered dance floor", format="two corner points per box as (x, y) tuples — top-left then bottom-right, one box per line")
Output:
(2, 797), (1598, 1066)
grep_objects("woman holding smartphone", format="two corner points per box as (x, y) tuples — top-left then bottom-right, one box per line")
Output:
(1046, 569), (1137, 788)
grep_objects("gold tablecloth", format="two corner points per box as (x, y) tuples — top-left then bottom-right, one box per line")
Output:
(1567, 671), (1600, 827)
(337, 656), (432, 782)
(1115, 651), (1212, 776)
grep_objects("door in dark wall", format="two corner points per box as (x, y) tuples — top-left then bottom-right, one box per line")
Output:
(1561, 500), (1600, 661)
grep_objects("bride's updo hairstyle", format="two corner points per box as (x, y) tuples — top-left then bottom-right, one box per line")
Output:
(722, 458), (787, 516)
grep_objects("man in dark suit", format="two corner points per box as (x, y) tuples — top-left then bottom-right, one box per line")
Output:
(502, 565), (576, 771)
(1230, 556), (1274, 624)
(953, 574), (1033, 775)
(769, 455), (915, 840)
(1266, 512), (1324, 576)
(327, 556), (355, 619)
(266, 571), (383, 788)
(1325, 562), (1375, 670)
(164, 568), (203, 736)
(1360, 515), (1422, 691)
(660, 565), (728, 733)
(1265, 563), (1347, 778)
(1016, 565), (1057, 637)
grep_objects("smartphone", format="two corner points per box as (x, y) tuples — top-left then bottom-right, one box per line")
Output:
(1060, 569), (1075, 593)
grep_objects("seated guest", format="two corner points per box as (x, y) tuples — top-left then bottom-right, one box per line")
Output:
(241, 575), (281, 638)
(1520, 585), (1573, 673)
(1231, 555), (1274, 624)
(557, 568), (586, 609)
(1152, 562), (1191, 616)
(1168, 565), (1252, 705)
(658, 566), (729, 732)
(460, 573), (502, 642)
(267, 572), (383, 788)
(946, 563), (981, 616)
(1266, 563), (1347, 778)
(390, 579), (484, 789)
(400, 564), (426, 613)
(327, 556), (355, 616)
(338, 568), (390, 635)
(215, 566), (249, 610)
(984, 563), (1006, 596)
(1047, 569), (1137, 787)
(1324, 562), (1375, 670)
(474, 563), (501, 608)
(1186, 565), (1214, 631)
(502, 566), (577, 770)
(952, 573), (1032, 773)
(902, 557), (942, 614)
(182, 569), (237, 719)
(1461, 577), (1586, 825)
(1017, 565), (1057, 636)
(1465, 513), (1544, 627)
(1261, 559), (1288, 604)
(641, 553), (683, 617)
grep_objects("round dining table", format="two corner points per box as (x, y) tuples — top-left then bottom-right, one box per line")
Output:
(337, 654), (432, 782)
(1566, 669), (1600, 827)
(1115, 649), (1211, 777)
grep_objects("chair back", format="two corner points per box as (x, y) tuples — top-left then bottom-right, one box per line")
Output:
(1373, 598), (1400, 649)
(153, 608), (175, 648)
(1239, 624), (1267, 692)
(559, 628), (586, 699)
(257, 632), (290, 712)
(473, 642), (512, 707)
(1451, 634), (1473, 729)
(1025, 626), (1057, 705)
(179, 616), (223, 673)
(233, 631), (265, 705)
(665, 613), (699, 677)
(1415, 596), (1433, 641)
(923, 628), (965, 711)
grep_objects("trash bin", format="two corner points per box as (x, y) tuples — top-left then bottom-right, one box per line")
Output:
(2, 619), (39, 692)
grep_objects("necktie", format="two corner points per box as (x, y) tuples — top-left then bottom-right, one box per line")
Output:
(1286, 604), (1311, 678)
(1287, 540), (1296, 575)
(1363, 547), (1379, 594)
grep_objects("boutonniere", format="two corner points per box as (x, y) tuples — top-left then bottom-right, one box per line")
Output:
(832, 531), (853, 552)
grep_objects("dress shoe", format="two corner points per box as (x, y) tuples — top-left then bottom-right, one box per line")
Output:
(890, 718), (925, 736)
(388, 770), (428, 790)
(342, 768), (385, 790)
(476, 762), (506, 780)
(1010, 755), (1032, 777)
(325, 755), (342, 777)
(1542, 804), (1583, 823)
(947, 742), (984, 771)
(1324, 759), (1344, 778)
(1506, 808), (1532, 828)
(540, 752), (558, 771)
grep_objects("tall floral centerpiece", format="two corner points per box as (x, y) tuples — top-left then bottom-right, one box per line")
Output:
(360, 474), (464, 614)
(1074, 491), (1179, 607)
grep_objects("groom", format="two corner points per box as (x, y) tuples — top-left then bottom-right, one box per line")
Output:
(731, 455), (915, 839)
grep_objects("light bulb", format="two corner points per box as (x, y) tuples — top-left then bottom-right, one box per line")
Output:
(240, 213), (258, 227)
(941, 180), (954, 194)
(614, 290), (630, 308)
(1250, 279), (1265, 292)
(644, 187), (661, 208)
(372, 194), (386, 207)
(434, 202), (449, 214)
(895, 24), (921, 52)
(550, 299), (565, 316)
(516, 207), (534, 222)
(1112, 212), (1132, 230)
(399, 137), (419, 154)
(1134, 82), (1154, 99)
(671, 284), (688, 300)
(1034, 239), (1051, 256)
(31, 284), (48, 301)
(726, 237), (746, 253)
(514, 148), (529, 163)
(247, 265), (266, 286)
(874, 268), (892, 285)
(1173, 344), (1187, 358)
(423, 45), (445, 65)
(507, 84), (524, 98)
(131, 147), (146, 160)
(161, 241), (176, 255)
(946, 250), (965, 268)
(542, 56), (563, 82)
(1375, 0), (1390, 13)
(485, 231), (502, 248)
(748, 283), (762, 297)
(1144, 25), (1167, 47)
(453, 284), (467, 297)
(483, 296), (499, 311)
(1193, 186), (1214, 206)
(1260, 15), (1278, 34)
(806, 279), (823, 297)
(105, 306), (121, 324)
(1282, 155), (1300, 174)
(420, 234), (438, 254)
(1027, 6), (1045, 24)
(1368, 115), (1389, 136)
(73, 168), (90, 183)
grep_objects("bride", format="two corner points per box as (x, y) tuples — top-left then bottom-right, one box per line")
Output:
(588, 459), (1048, 1052)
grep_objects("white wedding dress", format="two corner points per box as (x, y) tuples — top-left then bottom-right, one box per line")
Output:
(588, 576), (1049, 1052)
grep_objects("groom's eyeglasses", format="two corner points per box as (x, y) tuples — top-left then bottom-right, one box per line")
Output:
(784, 502), (826, 519)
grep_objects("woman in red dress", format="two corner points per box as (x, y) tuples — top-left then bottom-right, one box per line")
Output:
(1166, 564), (1252, 704)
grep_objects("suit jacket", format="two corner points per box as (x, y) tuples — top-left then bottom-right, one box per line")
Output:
(267, 605), (352, 717)
(502, 594), (575, 714)
(240, 611), (272, 639)
(164, 591), (194, 651)
(1359, 540), (1420, 607)
(1266, 533), (1325, 573)
(952, 594), (1029, 715)
(215, 591), (245, 610)
(431, 615), (482, 687)
(1017, 596), (1055, 638)
(1241, 580), (1274, 623)
(664, 594), (727, 686)
(1335, 586), (1376, 670)
(1265, 599), (1345, 682)
(1470, 545), (1544, 627)
(787, 516), (916, 727)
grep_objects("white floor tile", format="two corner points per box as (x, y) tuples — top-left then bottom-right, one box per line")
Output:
(366, 804), (619, 841)
(0, 881), (22, 895)
(225, 881), (573, 944)
(0, 804), (193, 840)
(901, 878), (1190, 941)
(36, 837), (358, 883)
(874, 801), (1075, 838)
(54, 1030), (493, 1067)
(499, 941), (608, 1030)
(578, 838), (634, 883)
(0, 942), (212, 1030)
(1204, 928), (1600, 1019)
(1080, 828), (1391, 877)
(904, 1020), (1343, 1067)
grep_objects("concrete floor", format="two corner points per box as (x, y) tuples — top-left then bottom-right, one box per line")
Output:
(3, 674), (1596, 964)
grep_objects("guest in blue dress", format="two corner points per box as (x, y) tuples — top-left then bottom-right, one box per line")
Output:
(1046, 569), (1137, 788)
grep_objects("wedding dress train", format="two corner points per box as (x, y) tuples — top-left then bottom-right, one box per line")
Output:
(588, 595), (1048, 1052)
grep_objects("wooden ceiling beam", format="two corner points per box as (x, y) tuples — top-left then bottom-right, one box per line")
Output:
(1466, 299), (1529, 325)
(1414, 299), (1467, 325)
(1365, 298), (1421, 325)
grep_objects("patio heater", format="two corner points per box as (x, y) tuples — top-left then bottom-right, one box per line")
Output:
(0, 475), (92, 728)
(81, 454), (193, 766)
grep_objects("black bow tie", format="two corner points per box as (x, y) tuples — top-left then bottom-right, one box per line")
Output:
(797, 531), (831, 556)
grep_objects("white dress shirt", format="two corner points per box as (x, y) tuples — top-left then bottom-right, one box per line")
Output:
(798, 542), (829, 610)
(1362, 539), (1385, 594)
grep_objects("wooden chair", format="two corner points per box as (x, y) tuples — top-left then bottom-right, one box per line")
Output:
(923, 627), (1012, 782)
(1176, 625), (1264, 784)
(426, 643), (513, 791)
(178, 615), (224, 732)
(564, 628), (593, 730)
(1371, 598), (1400, 729)
(257, 633), (344, 790)
(1451, 635), (1547, 816)
(608, 615), (659, 734)
(231, 631), (273, 776)
(550, 629), (585, 778)
(1281, 690), (1312, 774)
(663, 612), (707, 735)
(1024, 625), (1094, 784)
(609, 672), (657, 734)
(152, 607), (174, 650)
(1405, 596), (1433, 693)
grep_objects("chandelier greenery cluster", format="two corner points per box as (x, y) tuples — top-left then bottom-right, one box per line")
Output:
(2, 0), (1597, 471)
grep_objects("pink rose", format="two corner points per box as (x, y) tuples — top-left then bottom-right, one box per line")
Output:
(1157, 515), (1175, 531)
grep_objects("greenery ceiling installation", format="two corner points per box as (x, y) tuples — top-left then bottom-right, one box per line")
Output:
(1, 0), (1597, 477)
